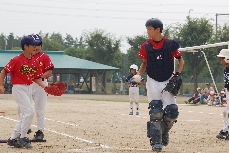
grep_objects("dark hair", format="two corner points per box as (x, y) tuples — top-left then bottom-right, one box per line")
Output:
(37, 42), (42, 47)
(145, 18), (163, 33)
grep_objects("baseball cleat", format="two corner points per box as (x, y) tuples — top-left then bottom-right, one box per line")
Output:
(7, 138), (22, 148)
(152, 143), (163, 152)
(216, 130), (229, 140)
(18, 137), (32, 148)
(33, 130), (45, 140)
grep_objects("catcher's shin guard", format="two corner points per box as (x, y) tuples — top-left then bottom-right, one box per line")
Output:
(161, 104), (179, 146)
(147, 100), (164, 146)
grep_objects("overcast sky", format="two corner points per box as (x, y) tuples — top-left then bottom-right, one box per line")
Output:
(0, 0), (229, 53)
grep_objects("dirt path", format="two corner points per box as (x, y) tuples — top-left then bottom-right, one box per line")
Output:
(0, 94), (228, 153)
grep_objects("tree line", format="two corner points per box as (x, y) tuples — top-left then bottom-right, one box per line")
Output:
(0, 15), (229, 93)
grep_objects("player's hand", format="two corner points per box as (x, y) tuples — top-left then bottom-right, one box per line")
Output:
(0, 85), (5, 94)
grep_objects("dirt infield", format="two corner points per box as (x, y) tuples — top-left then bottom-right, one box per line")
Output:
(0, 94), (228, 153)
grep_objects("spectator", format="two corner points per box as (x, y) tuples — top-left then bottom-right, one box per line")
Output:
(200, 83), (214, 104)
(207, 90), (215, 106)
(184, 87), (202, 104)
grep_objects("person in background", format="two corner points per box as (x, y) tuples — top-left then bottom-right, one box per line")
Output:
(200, 83), (214, 104)
(184, 87), (202, 104)
(125, 64), (145, 115)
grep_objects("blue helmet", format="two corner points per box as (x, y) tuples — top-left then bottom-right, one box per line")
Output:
(145, 18), (163, 31)
(32, 34), (42, 46)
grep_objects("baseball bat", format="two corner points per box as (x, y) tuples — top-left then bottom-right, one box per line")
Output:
(0, 139), (46, 143)
(30, 139), (46, 142)
(0, 139), (7, 143)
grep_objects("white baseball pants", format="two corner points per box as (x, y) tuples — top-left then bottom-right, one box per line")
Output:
(146, 75), (177, 108)
(12, 84), (35, 138)
(32, 79), (48, 131)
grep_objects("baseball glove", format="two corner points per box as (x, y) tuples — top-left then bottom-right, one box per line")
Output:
(44, 82), (66, 96)
(163, 72), (182, 96)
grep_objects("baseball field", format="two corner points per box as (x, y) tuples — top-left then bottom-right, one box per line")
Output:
(0, 94), (228, 153)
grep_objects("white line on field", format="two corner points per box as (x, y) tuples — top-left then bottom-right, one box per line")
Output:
(67, 147), (101, 152)
(0, 115), (109, 148)
(179, 120), (200, 122)
(45, 118), (78, 127)
(0, 115), (152, 152)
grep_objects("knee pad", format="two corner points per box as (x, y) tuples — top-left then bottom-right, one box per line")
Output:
(148, 100), (164, 121)
(164, 104), (179, 122)
(161, 104), (179, 135)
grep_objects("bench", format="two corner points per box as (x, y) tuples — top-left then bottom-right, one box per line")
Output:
(74, 88), (85, 94)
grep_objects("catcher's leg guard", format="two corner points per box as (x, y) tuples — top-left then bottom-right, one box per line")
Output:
(161, 104), (179, 146)
(147, 100), (164, 151)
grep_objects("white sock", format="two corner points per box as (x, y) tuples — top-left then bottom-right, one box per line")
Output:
(10, 132), (20, 139)
(135, 102), (139, 112)
(130, 102), (133, 112)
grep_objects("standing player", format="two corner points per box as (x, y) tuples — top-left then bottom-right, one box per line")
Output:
(216, 49), (229, 140)
(125, 64), (145, 115)
(31, 34), (54, 140)
(0, 35), (49, 148)
(137, 18), (184, 151)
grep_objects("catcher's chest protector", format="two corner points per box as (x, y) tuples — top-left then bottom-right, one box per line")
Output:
(145, 39), (177, 82)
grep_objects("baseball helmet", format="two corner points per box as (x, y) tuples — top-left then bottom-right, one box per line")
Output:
(129, 64), (138, 72)
(145, 18), (163, 31)
(216, 49), (229, 63)
(33, 34), (42, 46)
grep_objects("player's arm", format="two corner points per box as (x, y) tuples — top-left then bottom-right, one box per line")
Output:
(42, 69), (52, 78)
(0, 69), (7, 94)
(42, 55), (54, 78)
(34, 78), (47, 88)
(176, 57), (184, 73)
(138, 79), (145, 87)
(125, 78), (131, 87)
(137, 59), (147, 76)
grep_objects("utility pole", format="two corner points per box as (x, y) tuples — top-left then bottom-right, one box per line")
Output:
(215, 13), (229, 40)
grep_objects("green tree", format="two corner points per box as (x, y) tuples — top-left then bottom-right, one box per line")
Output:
(126, 35), (148, 68)
(64, 34), (75, 49)
(0, 33), (6, 50)
(7, 33), (21, 50)
(42, 32), (64, 51)
(74, 36), (86, 48)
(173, 15), (214, 93)
(201, 23), (229, 86)
(83, 29), (122, 68)
(64, 47), (89, 59)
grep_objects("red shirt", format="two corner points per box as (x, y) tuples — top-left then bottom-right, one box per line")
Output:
(33, 52), (54, 74)
(4, 54), (43, 84)
(138, 37), (182, 60)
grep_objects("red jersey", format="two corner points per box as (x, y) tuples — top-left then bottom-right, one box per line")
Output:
(138, 37), (182, 60)
(4, 54), (43, 84)
(33, 52), (54, 74)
